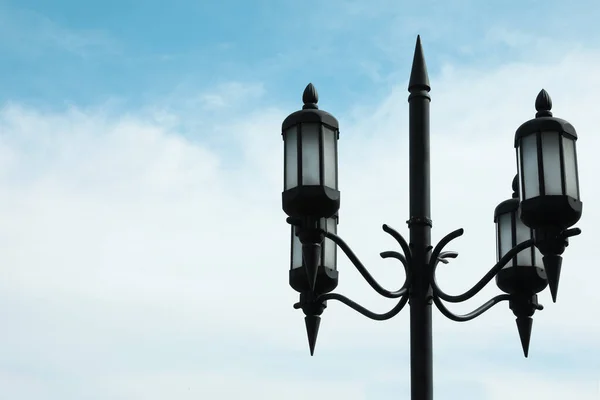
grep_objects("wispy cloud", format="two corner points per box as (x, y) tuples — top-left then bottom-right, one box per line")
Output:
(196, 81), (266, 110)
(0, 5), (119, 58)
(0, 38), (599, 398)
(0, 1), (599, 398)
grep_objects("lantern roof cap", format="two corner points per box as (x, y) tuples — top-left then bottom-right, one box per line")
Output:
(494, 176), (521, 220)
(494, 197), (518, 221)
(282, 83), (339, 132)
(514, 89), (577, 147)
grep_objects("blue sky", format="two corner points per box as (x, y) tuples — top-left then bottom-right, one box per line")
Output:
(0, 0), (600, 399)
(3, 0), (599, 110)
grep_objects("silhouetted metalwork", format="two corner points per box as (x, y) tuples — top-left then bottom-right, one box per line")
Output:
(280, 35), (583, 400)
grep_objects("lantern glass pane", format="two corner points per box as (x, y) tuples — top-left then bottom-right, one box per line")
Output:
(322, 126), (337, 189)
(516, 150), (524, 200)
(562, 136), (579, 199)
(322, 217), (337, 270)
(496, 220), (500, 262)
(541, 131), (563, 195)
(301, 123), (321, 185)
(534, 245), (543, 268)
(521, 134), (540, 199)
(284, 126), (298, 190)
(515, 218), (534, 266)
(498, 213), (513, 265)
(290, 227), (303, 270)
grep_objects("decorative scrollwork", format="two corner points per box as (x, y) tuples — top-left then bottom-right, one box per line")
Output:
(428, 228), (536, 303)
(432, 294), (511, 322)
(291, 220), (570, 326)
(382, 224), (413, 264)
(323, 224), (412, 299)
(313, 292), (410, 321)
(300, 224), (413, 320)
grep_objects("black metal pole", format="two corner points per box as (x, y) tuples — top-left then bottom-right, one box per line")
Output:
(407, 35), (433, 400)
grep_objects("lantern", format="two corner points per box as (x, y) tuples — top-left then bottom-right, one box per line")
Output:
(514, 89), (582, 230)
(282, 83), (340, 219)
(289, 214), (339, 295)
(495, 176), (547, 295)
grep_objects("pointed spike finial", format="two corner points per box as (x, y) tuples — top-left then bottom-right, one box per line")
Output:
(535, 89), (553, 117)
(408, 35), (431, 92)
(516, 316), (533, 357)
(304, 315), (321, 356)
(302, 83), (319, 109)
(543, 254), (562, 303)
(302, 243), (321, 291)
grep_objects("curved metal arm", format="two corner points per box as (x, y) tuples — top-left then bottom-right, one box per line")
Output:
(437, 251), (459, 264)
(325, 231), (410, 299)
(382, 224), (412, 264)
(429, 228), (464, 267)
(311, 292), (410, 321)
(429, 228), (535, 303)
(379, 251), (412, 290)
(432, 294), (511, 322)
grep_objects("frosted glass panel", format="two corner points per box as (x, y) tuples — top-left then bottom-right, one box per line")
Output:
(323, 217), (337, 270)
(541, 132), (563, 195)
(562, 137), (579, 199)
(301, 123), (321, 185)
(515, 218), (533, 266)
(496, 222), (501, 262)
(498, 213), (513, 267)
(322, 126), (337, 189)
(534, 246), (543, 269)
(284, 127), (298, 190)
(516, 150), (524, 200)
(521, 134), (540, 199)
(290, 227), (303, 270)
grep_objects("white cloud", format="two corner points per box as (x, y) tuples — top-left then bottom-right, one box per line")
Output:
(0, 39), (599, 400)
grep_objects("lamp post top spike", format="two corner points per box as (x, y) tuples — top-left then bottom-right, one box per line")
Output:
(408, 35), (431, 92)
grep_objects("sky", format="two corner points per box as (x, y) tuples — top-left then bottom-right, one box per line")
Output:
(0, 0), (599, 399)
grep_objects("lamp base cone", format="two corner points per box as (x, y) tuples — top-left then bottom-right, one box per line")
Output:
(304, 315), (321, 356)
(302, 243), (321, 291)
(543, 255), (562, 303)
(516, 316), (533, 358)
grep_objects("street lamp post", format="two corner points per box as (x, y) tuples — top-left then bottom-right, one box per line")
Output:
(280, 36), (583, 400)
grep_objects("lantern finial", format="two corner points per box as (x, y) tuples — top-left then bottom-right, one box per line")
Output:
(303, 83), (319, 110)
(511, 174), (519, 198)
(535, 89), (553, 118)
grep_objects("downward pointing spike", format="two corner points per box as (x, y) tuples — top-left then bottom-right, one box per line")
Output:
(516, 316), (533, 358)
(304, 315), (321, 356)
(302, 243), (321, 291)
(543, 255), (562, 303)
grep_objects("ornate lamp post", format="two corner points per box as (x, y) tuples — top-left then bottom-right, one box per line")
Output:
(280, 36), (582, 400)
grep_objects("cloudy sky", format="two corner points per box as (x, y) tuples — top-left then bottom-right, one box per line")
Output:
(0, 0), (599, 399)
